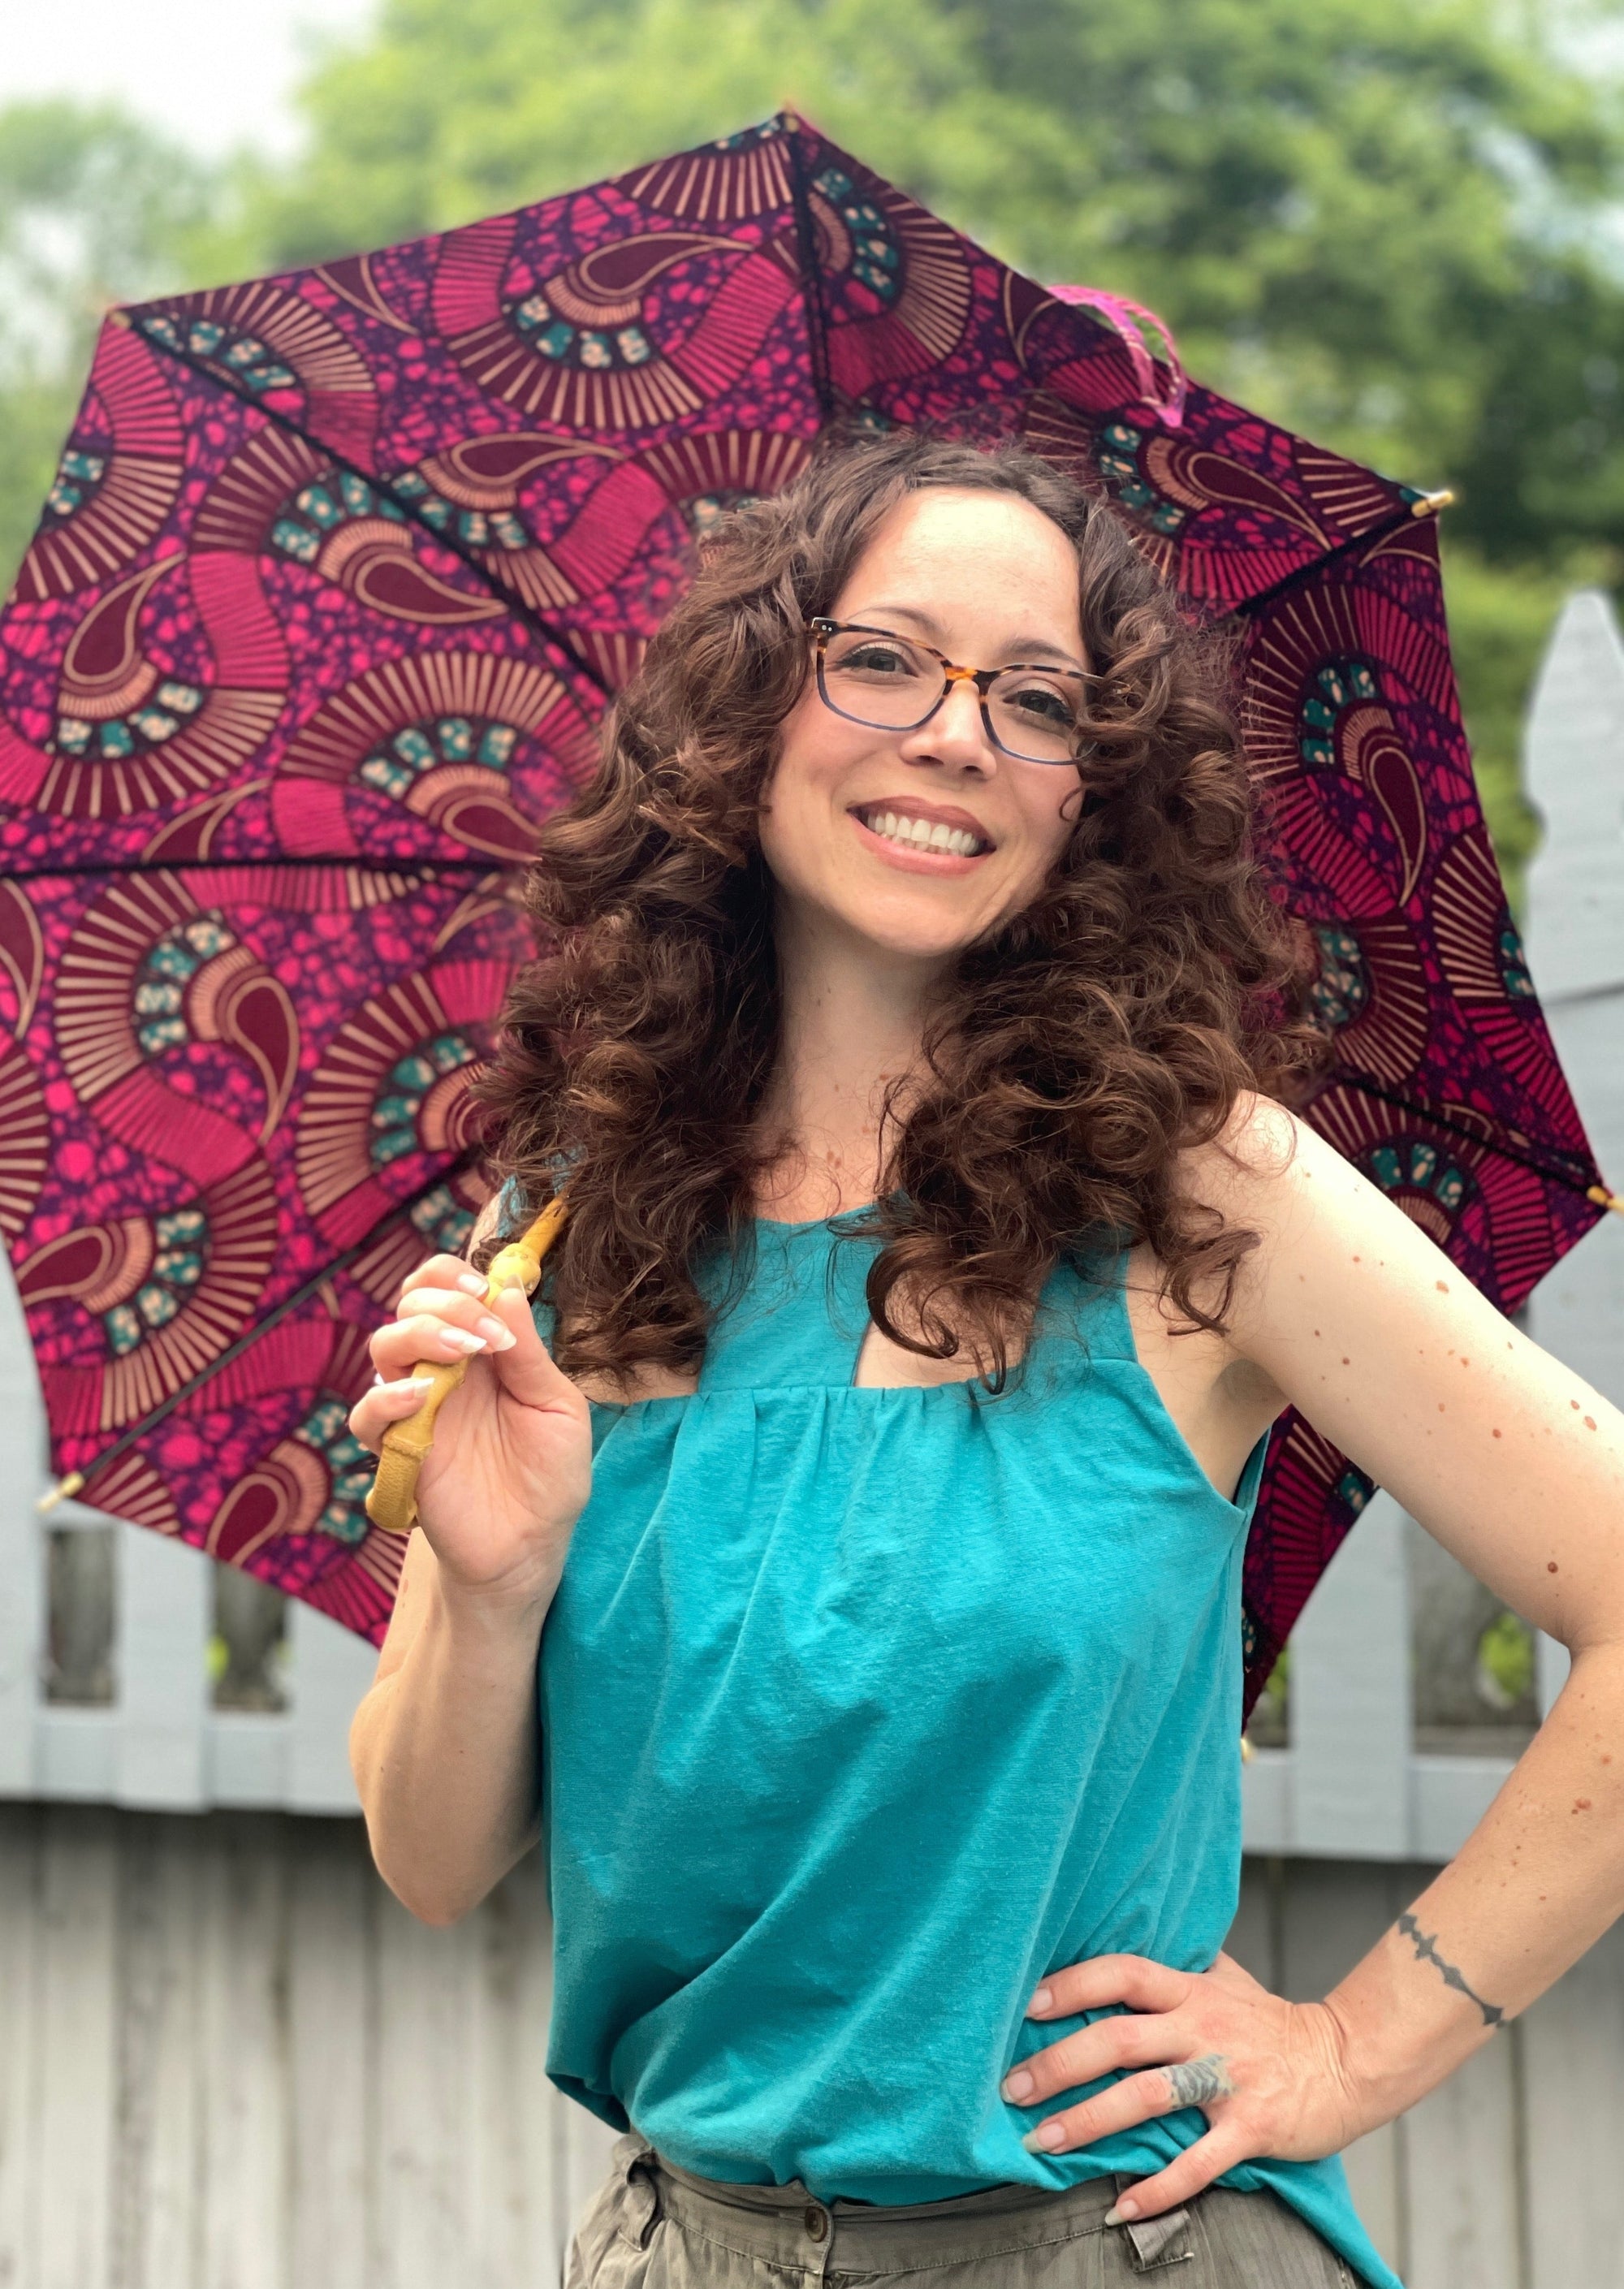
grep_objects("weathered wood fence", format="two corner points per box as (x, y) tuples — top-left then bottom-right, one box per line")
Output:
(1, 590), (1621, 2285)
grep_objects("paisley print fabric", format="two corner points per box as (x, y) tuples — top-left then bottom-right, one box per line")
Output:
(0, 112), (1604, 1701)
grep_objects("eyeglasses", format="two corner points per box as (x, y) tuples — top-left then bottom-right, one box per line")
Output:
(806, 618), (1094, 767)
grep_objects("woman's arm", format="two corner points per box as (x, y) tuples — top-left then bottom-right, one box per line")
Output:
(346, 1240), (593, 1927)
(348, 1518), (555, 1927)
(1006, 1100), (1624, 2218)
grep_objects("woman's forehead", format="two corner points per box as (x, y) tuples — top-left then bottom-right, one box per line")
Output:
(835, 489), (1083, 650)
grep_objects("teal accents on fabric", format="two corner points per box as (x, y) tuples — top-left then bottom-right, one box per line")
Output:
(536, 1219), (1400, 2289)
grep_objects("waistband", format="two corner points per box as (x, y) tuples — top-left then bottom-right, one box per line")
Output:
(615, 2136), (1194, 2275)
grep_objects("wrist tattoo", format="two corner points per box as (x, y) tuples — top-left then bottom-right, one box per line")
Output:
(1396, 1911), (1505, 2028)
(1163, 2053), (1236, 2110)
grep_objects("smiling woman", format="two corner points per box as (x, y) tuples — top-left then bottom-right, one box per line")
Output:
(343, 434), (1624, 2289)
(482, 438), (1316, 1388)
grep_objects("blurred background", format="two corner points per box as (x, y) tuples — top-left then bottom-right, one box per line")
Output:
(6, 0), (1624, 906)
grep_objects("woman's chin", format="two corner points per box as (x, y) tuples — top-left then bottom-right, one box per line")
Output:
(830, 899), (993, 966)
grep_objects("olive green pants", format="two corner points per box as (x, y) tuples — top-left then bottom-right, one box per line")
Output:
(567, 2135), (1358, 2289)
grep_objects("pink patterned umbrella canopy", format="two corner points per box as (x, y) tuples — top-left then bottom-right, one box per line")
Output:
(0, 113), (1606, 1711)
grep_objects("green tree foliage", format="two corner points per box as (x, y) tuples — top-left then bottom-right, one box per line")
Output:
(241, 0), (1624, 554)
(0, 101), (212, 583)
(233, 0), (1624, 890)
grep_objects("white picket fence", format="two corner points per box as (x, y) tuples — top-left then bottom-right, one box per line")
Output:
(0, 1239), (377, 1812)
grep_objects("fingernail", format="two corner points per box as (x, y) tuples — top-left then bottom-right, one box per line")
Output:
(1104, 2200), (1138, 2226)
(477, 1315), (516, 1350)
(391, 1377), (436, 1400)
(1027, 1986), (1053, 2015)
(443, 1328), (486, 1354)
(1002, 2069), (1034, 2103)
(456, 1272), (489, 1297)
(1020, 2121), (1067, 2153)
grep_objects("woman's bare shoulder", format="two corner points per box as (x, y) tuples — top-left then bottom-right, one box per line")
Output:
(1176, 1091), (1307, 1224)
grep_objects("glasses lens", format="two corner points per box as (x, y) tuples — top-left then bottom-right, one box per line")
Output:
(987, 667), (1088, 764)
(820, 628), (941, 728)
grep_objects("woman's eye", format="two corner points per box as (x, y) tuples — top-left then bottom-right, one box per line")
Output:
(1008, 682), (1078, 726)
(839, 643), (916, 676)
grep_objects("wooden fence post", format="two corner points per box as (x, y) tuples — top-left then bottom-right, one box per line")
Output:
(1523, 590), (1624, 1710)
(0, 1247), (43, 1795)
(286, 1600), (377, 1813)
(115, 1524), (209, 1810)
(1291, 1492), (1413, 1855)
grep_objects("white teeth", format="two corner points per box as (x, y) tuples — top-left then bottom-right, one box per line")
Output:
(858, 807), (986, 857)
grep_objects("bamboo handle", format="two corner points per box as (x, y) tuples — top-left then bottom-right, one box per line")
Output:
(364, 1196), (569, 1535)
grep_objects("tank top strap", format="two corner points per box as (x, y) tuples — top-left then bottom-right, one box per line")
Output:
(1029, 1244), (1140, 1367)
(697, 1217), (877, 1393)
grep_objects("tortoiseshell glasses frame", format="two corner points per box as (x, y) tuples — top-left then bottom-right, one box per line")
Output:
(806, 618), (1095, 767)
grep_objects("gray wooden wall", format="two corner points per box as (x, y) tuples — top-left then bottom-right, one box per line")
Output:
(0, 1803), (617, 2289)
(5, 1800), (1624, 2289)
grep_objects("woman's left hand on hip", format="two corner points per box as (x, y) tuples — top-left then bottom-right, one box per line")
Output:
(999, 1951), (1365, 2223)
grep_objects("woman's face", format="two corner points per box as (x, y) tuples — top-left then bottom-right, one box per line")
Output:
(759, 486), (1086, 969)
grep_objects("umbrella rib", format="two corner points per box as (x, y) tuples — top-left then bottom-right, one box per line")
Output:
(111, 313), (615, 702)
(783, 119), (835, 427)
(40, 1151), (483, 1512)
(2, 856), (502, 882)
(1229, 501), (1419, 623)
(1320, 1069), (1605, 1211)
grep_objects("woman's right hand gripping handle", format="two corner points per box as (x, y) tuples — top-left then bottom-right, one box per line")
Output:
(345, 1255), (592, 1924)
(348, 1251), (593, 1602)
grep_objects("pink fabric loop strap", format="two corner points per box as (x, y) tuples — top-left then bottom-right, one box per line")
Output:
(1048, 284), (1187, 429)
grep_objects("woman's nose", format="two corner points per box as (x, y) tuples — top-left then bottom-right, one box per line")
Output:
(900, 676), (996, 772)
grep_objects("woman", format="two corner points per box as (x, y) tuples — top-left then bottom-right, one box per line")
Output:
(348, 434), (1624, 2289)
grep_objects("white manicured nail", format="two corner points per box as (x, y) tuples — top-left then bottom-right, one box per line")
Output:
(456, 1272), (489, 1296)
(442, 1328), (486, 1354)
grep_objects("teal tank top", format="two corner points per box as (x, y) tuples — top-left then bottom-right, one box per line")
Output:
(536, 1215), (1400, 2289)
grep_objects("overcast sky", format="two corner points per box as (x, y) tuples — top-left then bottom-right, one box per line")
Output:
(0, 0), (377, 158)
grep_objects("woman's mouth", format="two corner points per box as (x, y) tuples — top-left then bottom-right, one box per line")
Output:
(849, 803), (993, 859)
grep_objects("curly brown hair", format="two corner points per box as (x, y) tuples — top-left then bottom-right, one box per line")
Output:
(477, 430), (1320, 1386)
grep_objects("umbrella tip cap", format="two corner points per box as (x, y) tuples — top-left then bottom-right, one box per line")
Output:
(37, 1471), (86, 1514)
(1411, 488), (1455, 517)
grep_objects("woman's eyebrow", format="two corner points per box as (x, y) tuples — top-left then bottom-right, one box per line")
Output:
(849, 602), (1088, 672)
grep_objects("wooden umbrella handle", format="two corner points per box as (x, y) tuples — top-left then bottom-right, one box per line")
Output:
(364, 1196), (568, 1535)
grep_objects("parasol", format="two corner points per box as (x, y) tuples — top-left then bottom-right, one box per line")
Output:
(0, 112), (1613, 1710)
